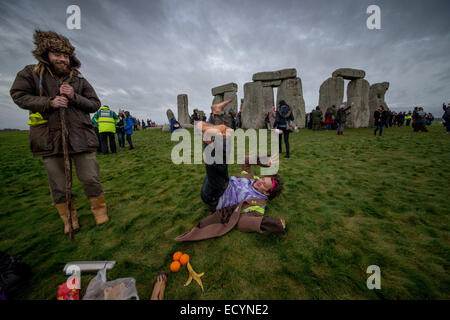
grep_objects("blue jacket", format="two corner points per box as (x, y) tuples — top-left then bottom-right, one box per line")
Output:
(125, 117), (135, 134)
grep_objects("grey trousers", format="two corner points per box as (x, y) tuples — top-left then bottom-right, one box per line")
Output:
(43, 152), (103, 204)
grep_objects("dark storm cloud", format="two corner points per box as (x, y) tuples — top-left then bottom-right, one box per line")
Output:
(1, 0), (449, 129)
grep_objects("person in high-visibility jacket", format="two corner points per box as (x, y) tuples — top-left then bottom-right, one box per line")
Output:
(92, 105), (119, 154)
(405, 111), (412, 127)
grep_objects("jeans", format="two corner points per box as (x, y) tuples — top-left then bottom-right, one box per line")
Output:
(200, 137), (230, 207)
(278, 128), (290, 156)
(117, 132), (125, 148)
(374, 124), (383, 136)
(326, 123), (332, 130)
(126, 134), (134, 149)
(337, 123), (345, 133)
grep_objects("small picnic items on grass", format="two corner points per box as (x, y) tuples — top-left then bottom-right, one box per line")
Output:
(170, 251), (204, 292)
(184, 262), (204, 293)
(150, 272), (168, 300)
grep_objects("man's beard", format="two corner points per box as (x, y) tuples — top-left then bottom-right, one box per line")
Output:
(51, 61), (70, 76)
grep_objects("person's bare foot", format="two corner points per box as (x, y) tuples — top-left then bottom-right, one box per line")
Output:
(211, 99), (232, 115)
(280, 218), (286, 230)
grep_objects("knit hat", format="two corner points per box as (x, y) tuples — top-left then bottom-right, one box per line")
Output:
(32, 30), (81, 69)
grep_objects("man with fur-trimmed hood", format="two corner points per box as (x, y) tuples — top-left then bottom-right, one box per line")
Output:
(10, 30), (110, 235)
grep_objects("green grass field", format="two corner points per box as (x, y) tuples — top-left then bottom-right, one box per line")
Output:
(1, 124), (449, 300)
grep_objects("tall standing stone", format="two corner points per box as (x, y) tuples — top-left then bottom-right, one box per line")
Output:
(346, 79), (370, 128)
(166, 109), (175, 122)
(262, 86), (275, 112)
(369, 82), (390, 126)
(276, 77), (306, 128)
(177, 94), (191, 125)
(318, 76), (344, 114)
(241, 81), (265, 129)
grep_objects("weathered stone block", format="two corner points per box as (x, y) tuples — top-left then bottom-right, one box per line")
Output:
(252, 68), (297, 81)
(346, 79), (370, 128)
(262, 80), (282, 87)
(318, 76), (344, 115)
(332, 68), (366, 80)
(166, 109), (175, 122)
(262, 86), (275, 113)
(177, 94), (191, 125)
(211, 82), (238, 96)
(241, 81), (265, 129)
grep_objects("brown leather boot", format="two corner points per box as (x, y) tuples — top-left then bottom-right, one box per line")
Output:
(55, 201), (80, 234)
(89, 193), (109, 225)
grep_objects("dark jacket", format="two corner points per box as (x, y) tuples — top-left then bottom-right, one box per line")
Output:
(443, 105), (450, 121)
(116, 117), (125, 133)
(274, 104), (294, 129)
(336, 106), (351, 124)
(10, 65), (101, 157)
(374, 109), (387, 126)
(311, 109), (323, 124)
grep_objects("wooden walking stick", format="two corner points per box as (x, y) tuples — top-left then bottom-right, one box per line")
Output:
(150, 272), (168, 300)
(60, 90), (75, 241)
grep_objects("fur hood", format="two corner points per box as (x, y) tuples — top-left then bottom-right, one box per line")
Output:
(32, 30), (81, 69)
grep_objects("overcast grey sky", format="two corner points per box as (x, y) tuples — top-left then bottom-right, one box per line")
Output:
(1, 0), (449, 129)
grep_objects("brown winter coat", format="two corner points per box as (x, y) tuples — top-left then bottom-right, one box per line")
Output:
(10, 65), (101, 157)
(174, 160), (283, 242)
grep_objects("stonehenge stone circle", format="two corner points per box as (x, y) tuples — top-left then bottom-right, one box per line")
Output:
(177, 94), (191, 125)
(346, 78), (370, 128)
(369, 82), (390, 126)
(241, 68), (305, 129)
(317, 68), (390, 128)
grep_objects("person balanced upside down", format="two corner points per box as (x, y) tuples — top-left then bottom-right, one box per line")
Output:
(175, 99), (286, 242)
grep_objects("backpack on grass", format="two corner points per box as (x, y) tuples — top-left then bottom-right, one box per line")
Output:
(0, 251), (31, 300)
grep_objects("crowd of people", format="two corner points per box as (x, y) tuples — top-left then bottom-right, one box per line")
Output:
(303, 104), (439, 136)
(91, 106), (157, 154)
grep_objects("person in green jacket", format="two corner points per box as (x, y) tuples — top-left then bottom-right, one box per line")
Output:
(92, 105), (119, 154)
(311, 106), (323, 131)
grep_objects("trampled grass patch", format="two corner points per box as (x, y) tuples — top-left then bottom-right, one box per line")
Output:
(0, 124), (449, 299)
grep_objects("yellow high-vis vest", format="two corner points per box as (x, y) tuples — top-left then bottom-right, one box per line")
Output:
(95, 106), (118, 133)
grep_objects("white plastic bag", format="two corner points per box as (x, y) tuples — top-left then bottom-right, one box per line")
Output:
(82, 268), (139, 300)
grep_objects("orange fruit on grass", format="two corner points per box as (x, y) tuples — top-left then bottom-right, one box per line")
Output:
(179, 254), (190, 265)
(173, 251), (183, 261)
(170, 261), (181, 272)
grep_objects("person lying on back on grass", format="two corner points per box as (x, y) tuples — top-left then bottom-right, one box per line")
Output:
(174, 99), (286, 242)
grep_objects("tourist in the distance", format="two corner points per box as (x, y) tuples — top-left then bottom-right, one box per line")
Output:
(412, 107), (428, 132)
(336, 102), (353, 136)
(273, 100), (294, 158)
(374, 105), (387, 136)
(442, 103), (450, 134)
(311, 106), (323, 131)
